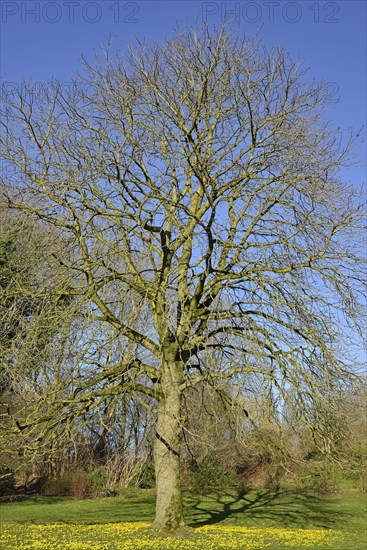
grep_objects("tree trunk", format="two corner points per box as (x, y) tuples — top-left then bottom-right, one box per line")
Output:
(152, 360), (185, 530)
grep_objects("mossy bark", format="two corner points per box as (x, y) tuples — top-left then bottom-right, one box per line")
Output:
(152, 360), (185, 530)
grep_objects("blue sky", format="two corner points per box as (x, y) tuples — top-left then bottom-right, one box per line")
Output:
(1, 0), (366, 186)
(0, 0), (365, 198)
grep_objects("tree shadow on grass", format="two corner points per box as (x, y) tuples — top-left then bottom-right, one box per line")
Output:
(184, 489), (348, 530)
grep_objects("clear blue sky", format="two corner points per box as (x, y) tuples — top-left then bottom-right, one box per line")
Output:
(1, 0), (366, 186)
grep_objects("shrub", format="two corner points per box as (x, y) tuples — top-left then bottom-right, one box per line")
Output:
(70, 470), (88, 500)
(105, 455), (142, 492)
(87, 467), (109, 498)
(298, 461), (342, 494)
(42, 476), (72, 496)
(0, 469), (15, 496)
(190, 462), (236, 494)
(137, 463), (155, 489)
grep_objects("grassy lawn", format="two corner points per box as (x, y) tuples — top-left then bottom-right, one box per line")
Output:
(0, 488), (366, 549)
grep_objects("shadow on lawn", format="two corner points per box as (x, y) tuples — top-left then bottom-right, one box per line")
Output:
(185, 489), (346, 530)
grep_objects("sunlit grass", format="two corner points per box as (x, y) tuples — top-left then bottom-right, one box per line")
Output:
(1, 488), (366, 549)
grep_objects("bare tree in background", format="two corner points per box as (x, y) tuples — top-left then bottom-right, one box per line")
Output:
(1, 27), (365, 530)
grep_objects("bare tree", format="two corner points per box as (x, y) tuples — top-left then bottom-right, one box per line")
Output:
(1, 27), (365, 529)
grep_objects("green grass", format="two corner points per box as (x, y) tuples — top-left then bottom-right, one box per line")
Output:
(1, 488), (366, 549)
